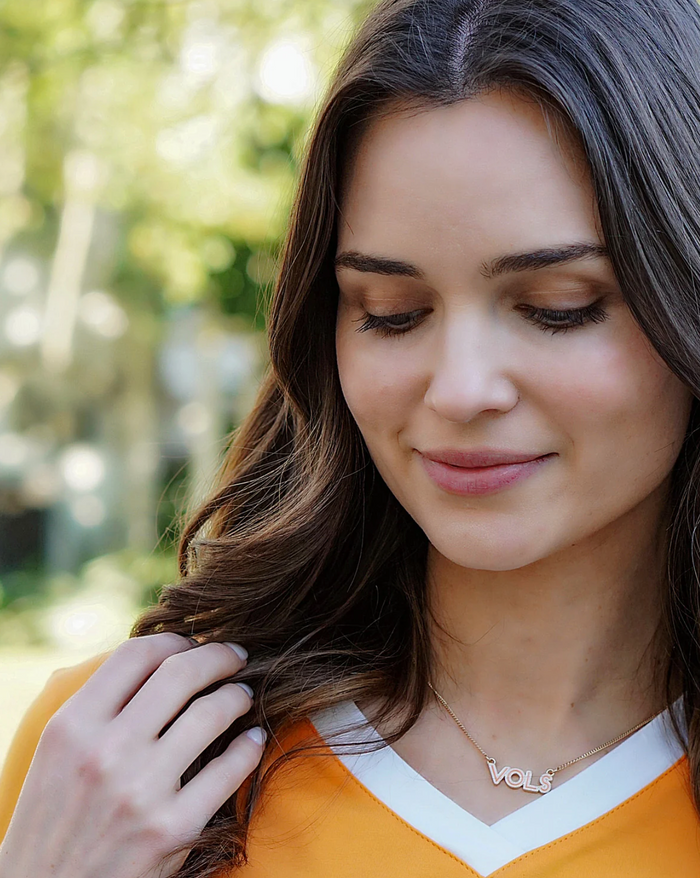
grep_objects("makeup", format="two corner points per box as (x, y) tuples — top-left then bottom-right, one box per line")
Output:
(419, 451), (555, 496)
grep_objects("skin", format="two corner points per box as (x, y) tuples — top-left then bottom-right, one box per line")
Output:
(0, 635), (264, 878)
(335, 89), (695, 824)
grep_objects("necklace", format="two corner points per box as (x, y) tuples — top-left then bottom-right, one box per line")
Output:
(427, 682), (662, 795)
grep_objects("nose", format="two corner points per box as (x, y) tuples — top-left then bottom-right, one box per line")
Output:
(423, 315), (520, 423)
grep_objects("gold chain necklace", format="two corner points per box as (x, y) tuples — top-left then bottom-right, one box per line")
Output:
(427, 682), (662, 795)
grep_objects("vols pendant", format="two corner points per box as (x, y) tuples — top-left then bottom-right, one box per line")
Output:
(487, 758), (554, 794)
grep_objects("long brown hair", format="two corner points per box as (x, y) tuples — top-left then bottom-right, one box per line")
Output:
(131, 0), (700, 873)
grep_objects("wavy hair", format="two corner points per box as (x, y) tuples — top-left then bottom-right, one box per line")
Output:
(131, 0), (700, 873)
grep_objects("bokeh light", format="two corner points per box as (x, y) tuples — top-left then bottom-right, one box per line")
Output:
(59, 445), (106, 493)
(257, 39), (317, 104)
(3, 257), (39, 296)
(4, 305), (41, 347)
(78, 291), (129, 339)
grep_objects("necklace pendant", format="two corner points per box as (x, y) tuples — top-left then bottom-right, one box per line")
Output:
(487, 759), (553, 794)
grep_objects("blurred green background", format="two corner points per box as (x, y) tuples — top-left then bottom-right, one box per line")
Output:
(0, 0), (370, 764)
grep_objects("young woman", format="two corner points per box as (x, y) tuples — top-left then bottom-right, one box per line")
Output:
(2, 0), (700, 875)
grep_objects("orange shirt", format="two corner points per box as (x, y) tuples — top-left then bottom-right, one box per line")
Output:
(1, 652), (699, 877)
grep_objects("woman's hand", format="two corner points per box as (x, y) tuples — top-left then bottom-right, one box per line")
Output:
(0, 632), (265, 878)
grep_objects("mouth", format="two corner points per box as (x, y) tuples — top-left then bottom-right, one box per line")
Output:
(418, 451), (556, 496)
(420, 447), (554, 466)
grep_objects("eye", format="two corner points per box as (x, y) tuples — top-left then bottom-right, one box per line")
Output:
(518, 302), (609, 334)
(352, 302), (610, 338)
(353, 309), (426, 337)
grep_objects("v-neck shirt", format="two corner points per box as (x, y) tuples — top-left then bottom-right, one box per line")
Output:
(310, 700), (686, 876)
(2, 652), (699, 878)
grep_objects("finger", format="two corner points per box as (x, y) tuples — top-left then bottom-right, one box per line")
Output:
(114, 642), (248, 741)
(158, 683), (254, 779)
(174, 726), (266, 823)
(67, 633), (198, 722)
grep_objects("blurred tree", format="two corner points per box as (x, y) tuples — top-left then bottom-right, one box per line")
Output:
(0, 0), (372, 318)
(0, 0), (371, 606)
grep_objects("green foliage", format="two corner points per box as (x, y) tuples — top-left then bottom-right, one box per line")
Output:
(0, 548), (178, 647)
(0, 0), (374, 632)
(0, 0), (372, 321)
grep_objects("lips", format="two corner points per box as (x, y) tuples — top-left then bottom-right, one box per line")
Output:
(417, 449), (555, 496)
(420, 449), (551, 468)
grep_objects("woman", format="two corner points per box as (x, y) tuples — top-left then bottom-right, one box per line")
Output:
(2, 0), (700, 875)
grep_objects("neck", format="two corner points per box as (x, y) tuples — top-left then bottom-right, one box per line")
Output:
(427, 496), (672, 744)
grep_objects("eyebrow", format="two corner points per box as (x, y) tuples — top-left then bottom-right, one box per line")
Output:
(334, 243), (609, 280)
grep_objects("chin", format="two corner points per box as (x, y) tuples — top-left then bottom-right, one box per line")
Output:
(425, 527), (553, 572)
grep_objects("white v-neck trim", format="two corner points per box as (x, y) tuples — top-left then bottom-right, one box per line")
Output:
(310, 700), (685, 877)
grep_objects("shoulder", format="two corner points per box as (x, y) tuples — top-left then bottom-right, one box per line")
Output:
(9, 646), (114, 745)
(44, 649), (114, 702)
(0, 648), (115, 844)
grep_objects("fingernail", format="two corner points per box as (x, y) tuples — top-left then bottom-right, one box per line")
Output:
(246, 726), (267, 745)
(224, 642), (248, 661)
(237, 683), (254, 699)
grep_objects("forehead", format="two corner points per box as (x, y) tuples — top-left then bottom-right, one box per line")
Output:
(337, 91), (599, 265)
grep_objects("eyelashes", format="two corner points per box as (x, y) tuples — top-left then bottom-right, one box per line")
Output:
(353, 302), (609, 338)
(354, 310), (426, 337)
(520, 303), (609, 334)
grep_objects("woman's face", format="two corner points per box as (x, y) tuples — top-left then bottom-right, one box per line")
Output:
(334, 90), (694, 571)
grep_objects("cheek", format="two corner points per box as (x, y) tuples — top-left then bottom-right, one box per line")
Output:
(540, 323), (692, 489)
(336, 332), (421, 439)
